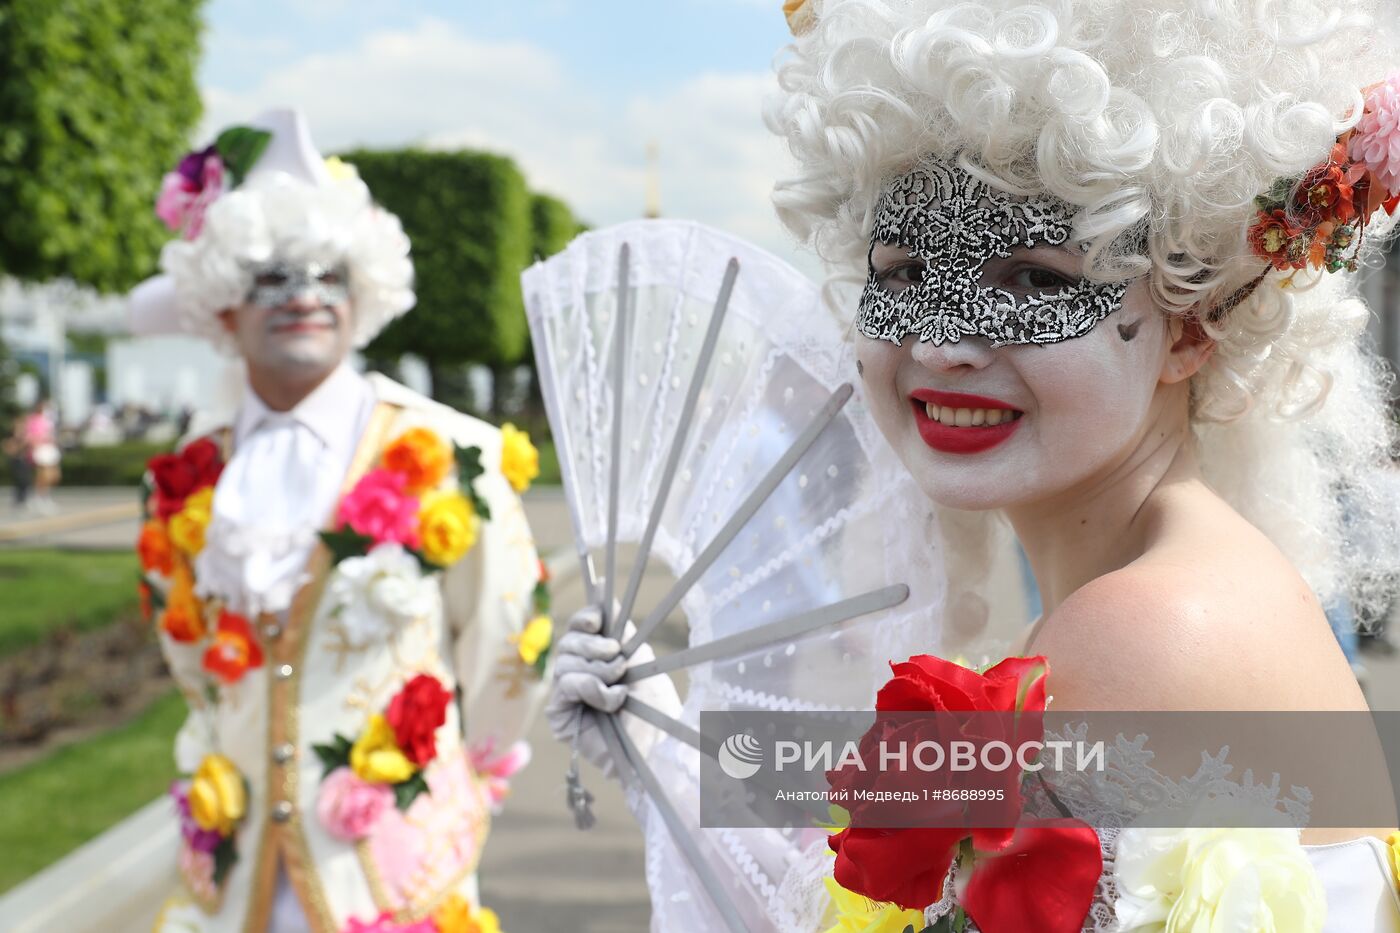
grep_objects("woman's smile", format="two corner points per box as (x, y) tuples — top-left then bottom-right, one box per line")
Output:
(908, 388), (1025, 454)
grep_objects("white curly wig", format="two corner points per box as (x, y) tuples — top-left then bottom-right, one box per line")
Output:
(159, 169), (415, 354)
(767, 0), (1400, 618)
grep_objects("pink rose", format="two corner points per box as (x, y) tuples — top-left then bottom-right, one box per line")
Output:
(338, 469), (421, 548)
(317, 767), (394, 841)
(342, 912), (436, 933)
(469, 738), (532, 811)
(155, 148), (226, 240)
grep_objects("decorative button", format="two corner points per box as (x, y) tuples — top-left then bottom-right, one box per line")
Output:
(275, 663), (294, 680)
(262, 621), (284, 640)
(271, 800), (294, 823)
(272, 743), (295, 764)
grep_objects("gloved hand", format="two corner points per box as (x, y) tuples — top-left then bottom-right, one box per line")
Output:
(546, 603), (682, 777)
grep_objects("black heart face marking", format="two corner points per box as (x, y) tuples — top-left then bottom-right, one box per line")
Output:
(856, 359), (864, 377)
(1117, 319), (1142, 342)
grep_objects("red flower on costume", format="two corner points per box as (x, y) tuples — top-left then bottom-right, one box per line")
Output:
(385, 674), (452, 766)
(202, 612), (265, 684)
(1247, 209), (1306, 271)
(827, 654), (1100, 932)
(149, 437), (224, 520)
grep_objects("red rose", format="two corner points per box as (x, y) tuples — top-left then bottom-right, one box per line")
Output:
(182, 437), (224, 487)
(148, 437), (224, 519)
(827, 655), (1099, 931)
(385, 674), (452, 766)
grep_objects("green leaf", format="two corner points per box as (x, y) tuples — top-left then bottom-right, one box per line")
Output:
(393, 771), (431, 811)
(532, 647), (551, 678)
(454, 444), (493, 521)
(214, 126), (272, 186)
(532, 580), (552, 614)
(312, 735), (353, 777)
(318, 529), (375, 565)
(211, 836), (238, 886)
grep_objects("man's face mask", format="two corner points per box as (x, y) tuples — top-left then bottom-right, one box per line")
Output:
(245, 259), (351, 310)
(856, 158), (1132, 348)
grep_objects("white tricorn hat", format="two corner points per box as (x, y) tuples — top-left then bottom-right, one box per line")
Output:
(127, 108), (414, 348)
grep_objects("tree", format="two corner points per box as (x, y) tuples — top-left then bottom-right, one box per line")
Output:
(345, 148), (569, 411)
(0, 0), (206, 291)
(531, 193), (584, 261)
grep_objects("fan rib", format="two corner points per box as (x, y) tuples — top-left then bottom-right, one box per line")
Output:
(603, 243), (630, 639)
(622, 382), (856, 658)
(620, 583), (908, 683)
(596, 712), (755, 933)
(615, 257), (740, 640)
(621, 696), (828, 820)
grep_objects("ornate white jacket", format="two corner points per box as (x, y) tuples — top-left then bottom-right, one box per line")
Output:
(148, 375), (549, 932)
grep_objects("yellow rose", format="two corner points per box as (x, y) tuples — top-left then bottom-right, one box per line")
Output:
(499, 423), (539, 493)
(512, 615), (553, 667)
(324, 156), (359, 182)
(168, 487), (214, 556)
(188, 753), (247, 837)
(820, 876), (924, 933)
(350, 714), (417, 784)
(433, 893), (503, 933)
(419, 490), (479, 566)
(1387, 830), (1400, 887)
(1114, 827), (1325, 931)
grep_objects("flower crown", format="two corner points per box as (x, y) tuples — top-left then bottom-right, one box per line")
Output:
(1247, 72), (1400, 281)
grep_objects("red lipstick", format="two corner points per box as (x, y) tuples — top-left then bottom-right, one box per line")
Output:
(909, 388), (1023, 455)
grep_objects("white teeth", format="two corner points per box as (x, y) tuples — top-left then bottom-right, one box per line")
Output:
(921, 403), (1019, 427)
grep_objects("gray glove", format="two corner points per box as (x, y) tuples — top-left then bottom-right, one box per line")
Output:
(546, 603), (683, 777)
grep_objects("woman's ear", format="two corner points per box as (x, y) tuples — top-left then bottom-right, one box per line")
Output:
(1160, 313), (1215, 385)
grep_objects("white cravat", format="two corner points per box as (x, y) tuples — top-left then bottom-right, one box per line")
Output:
(195, 364), (374, 617)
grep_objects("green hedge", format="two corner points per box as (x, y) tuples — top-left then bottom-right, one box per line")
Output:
(0, 0), (205, 290)
(0, 440), (164, 487)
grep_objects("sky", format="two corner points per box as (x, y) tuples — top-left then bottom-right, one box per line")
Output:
(198, 0), (811, 267)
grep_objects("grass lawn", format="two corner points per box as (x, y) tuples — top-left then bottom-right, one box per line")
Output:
(0, 690), (184, 893)
(0, 549), (141, 656)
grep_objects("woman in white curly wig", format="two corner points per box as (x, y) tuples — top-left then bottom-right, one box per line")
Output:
(548, 0), (1400, 929)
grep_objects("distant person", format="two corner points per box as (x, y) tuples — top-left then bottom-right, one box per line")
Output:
(23, 398), (59, 513)
(129, 108), (549, 933)
(3, 418), (32, 509)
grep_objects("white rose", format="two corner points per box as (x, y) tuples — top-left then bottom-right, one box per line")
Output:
(328, 543), (437, 647)
(1114, 826), (1324, 932)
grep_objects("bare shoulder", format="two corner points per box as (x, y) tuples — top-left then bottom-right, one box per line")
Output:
(1030, 554), (1364, 712)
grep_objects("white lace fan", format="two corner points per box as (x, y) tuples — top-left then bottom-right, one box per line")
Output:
(522, 220), (947, 932)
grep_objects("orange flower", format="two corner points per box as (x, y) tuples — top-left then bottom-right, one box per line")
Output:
(382, 427), (453, 494)
(137, 519), (176, 575)
(202, 611), (264, 684)
(160, 566), (206, 643)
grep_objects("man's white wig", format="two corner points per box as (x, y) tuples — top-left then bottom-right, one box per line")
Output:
(129, 108), (414, 353)
(768, 0), (1400, 619)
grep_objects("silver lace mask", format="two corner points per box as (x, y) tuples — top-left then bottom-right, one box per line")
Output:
(245, 260), (351, 310)
(856, 158), (1132, 348)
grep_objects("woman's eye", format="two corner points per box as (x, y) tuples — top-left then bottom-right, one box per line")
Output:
(874, 262), (926, 293)
(1008, 266), (1075, 292)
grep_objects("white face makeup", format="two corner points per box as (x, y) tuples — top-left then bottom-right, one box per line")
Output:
(222, 258), (355, 378)
(856, 183), (1171, 511)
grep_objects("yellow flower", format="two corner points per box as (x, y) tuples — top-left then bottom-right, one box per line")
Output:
(433, 893), (503, 933)
(1114, 827), (1325, 931)
(189, 753), (247, 837)
(511, 615), (553, 667)
(499, 423), (539, 493)
(1387, 830), (1400, 887)
(168, 487), (214, 556)
(820, 876), (924, 933)
(418, 490), (479, 566)
(324, 156), (359, 182)
(350, 714), (417, 784)
(784, 0), (816, 36)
